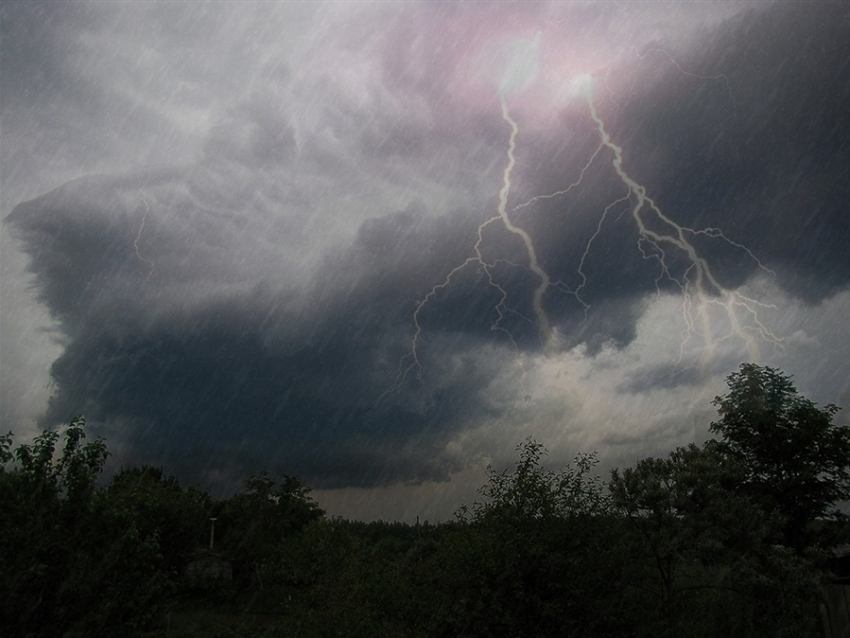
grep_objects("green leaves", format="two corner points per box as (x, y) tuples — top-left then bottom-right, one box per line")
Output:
(0, 417), (186, 637)
(57, 416), (109, 501)
(0, 367), (839, 637)
(710, 363), (849, 548)
(471, 438), (608, 523)
(8, 416), (109, 506)
(607, 363), (844, 637)
(217, 471), (324, 591)
(441, 439), (628, 638)
(1, 431), (14, 467)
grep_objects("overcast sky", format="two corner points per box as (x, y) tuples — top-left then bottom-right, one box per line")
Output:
(2, 1), (849, 521)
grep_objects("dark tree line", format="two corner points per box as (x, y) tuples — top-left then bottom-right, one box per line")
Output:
(1, 363), (846, 637)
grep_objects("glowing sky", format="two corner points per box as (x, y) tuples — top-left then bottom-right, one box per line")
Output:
(2, 1), (849, 521)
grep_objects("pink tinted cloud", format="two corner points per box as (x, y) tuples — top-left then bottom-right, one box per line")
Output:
(357, 4), (655, 132)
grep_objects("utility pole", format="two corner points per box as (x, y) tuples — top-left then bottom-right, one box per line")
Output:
(209, 517), (217, 550)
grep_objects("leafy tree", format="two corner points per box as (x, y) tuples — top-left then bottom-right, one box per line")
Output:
(710, 363), (849, 550)
(610, 443), (787, 637)
(1, 417), (107, 636)
(428, 439), (628, 638)
(0, 417), (176, 637)
(471, 438), (609, 522)
(0, 431), (12, 466)
(218, 471), (324, 591)
(609, 364), (843, 637)
(106, 465), (213, 577)
(8, 416), (108, 506)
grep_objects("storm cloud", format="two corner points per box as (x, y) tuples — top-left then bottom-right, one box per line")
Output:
(3, 1), (849, 512)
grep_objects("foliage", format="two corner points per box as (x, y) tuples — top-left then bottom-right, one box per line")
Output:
(0, 417), (174, 637)
(10, 416), (108, 505)
(0, 430), (12, 466)
(608, 362), (846, 637)
(428, 439), (630, 638)
(710, 363), (849, 549)
(610, 442), (798, 637)
(470, 438), (609, 522)
(1, 364), (841, 637)
(217, 470), (324, 591)
(106, 465), (214, 580)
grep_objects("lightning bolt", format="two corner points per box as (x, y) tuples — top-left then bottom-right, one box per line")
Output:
(133, 195), (155, 279)
(496, 91), (554, 347)
(559, 193), (631, 320)
(636, 47), (736, 113)
(382, 38), (779, 401)
(379, 46), (551, 402)
(573, 75), (779, 362)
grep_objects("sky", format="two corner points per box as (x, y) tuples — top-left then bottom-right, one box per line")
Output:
(2, 1), (849, 522)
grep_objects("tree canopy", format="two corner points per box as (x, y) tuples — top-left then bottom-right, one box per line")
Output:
(0, 364), (845, 637)
(710, 363), (849, 549)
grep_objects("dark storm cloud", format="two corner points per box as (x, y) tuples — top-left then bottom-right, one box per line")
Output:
(7, 174), (518, 488)
(5, 1), (849, 492)
(7, 153), (644, 488)
(569, 1), (850, 303)
(374, 1), (850, 355)
(36, 303), (492, 489)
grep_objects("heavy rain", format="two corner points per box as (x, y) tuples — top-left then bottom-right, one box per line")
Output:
(2, 2), (850, 635)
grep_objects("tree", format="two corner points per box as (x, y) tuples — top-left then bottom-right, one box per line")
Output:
(106, 465), (213, 577)
(218, 471), (324, 591)
(471, 438), (609, 522)
(0, 417), (109, 636)
(710, 363), (849, 550)
(608, 365), (845, 636)
(610, 443), (787, 637)
(0, 418), (176, 637)
(432, 439), (628, 638)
